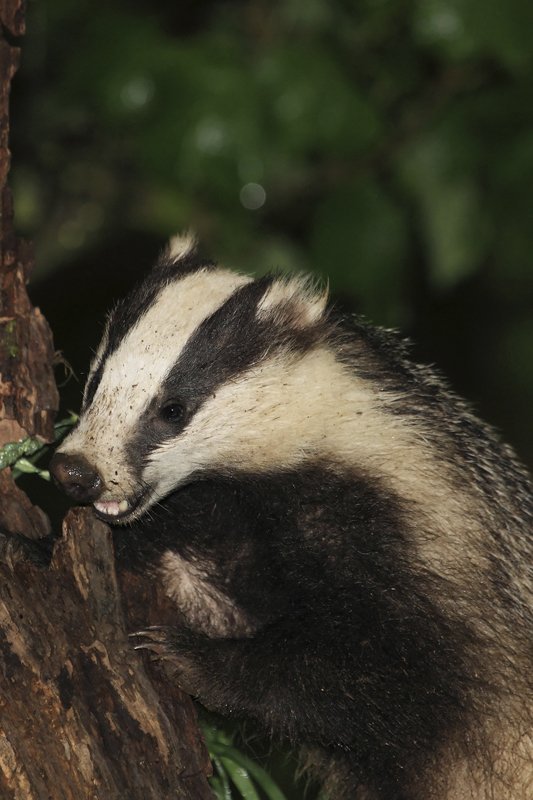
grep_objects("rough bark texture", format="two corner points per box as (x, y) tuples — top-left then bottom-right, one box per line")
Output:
(0, 1), (58, 453)
(0, 509), (212, 800)
(0, 3), (214, 798)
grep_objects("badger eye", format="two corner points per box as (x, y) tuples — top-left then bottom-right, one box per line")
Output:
(160, 401), (185, 424)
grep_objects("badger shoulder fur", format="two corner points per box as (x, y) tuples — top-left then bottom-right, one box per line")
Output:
(51, 235), (533, 800)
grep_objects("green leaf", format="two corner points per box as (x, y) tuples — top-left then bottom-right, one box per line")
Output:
(209, 744), (288, 800)
(211, 756), (234, 800)
(11, 459), (50, 481)
(218, 758), (260, 800)
(0, 437), (44, 470)
(202, 722), (288, 800)
(2, 413), (78, 480)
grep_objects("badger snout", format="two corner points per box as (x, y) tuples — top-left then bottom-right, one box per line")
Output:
(50, 452), (103, 503)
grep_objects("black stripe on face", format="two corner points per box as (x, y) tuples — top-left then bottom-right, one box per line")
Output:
(164, 275), (328, 408)
(127, 275), (324, 474)
(83, 360), (104, 411)
(162, 275), (275, 399)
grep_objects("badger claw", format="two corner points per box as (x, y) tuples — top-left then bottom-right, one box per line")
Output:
(129, 626), (167, 639)
(129, 626), (172, 655)
(132, 642), (166, 654)
(129, 626), (202, 696)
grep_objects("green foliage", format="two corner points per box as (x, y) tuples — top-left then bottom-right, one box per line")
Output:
(1, 414), (77, 480)
(13, 0), (533, 319)
(13, 0), (533, 312)
(202, 722), (289, 800)
(415, 0), (533, 67)
(310, 179), (408, 321)
(0, 435), (44, 472)
(397, 119), (489, 290)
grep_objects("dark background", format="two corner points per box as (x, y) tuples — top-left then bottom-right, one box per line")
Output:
(11, 0), (533, 470)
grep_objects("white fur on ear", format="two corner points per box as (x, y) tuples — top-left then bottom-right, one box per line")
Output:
(257, 275), (329, 328)
(167, 231), (197, 262)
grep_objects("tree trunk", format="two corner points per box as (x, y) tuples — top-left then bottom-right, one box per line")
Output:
(0, 3), (213, 797)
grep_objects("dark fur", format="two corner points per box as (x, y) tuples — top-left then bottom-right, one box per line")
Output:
(117, 467), (478, 799)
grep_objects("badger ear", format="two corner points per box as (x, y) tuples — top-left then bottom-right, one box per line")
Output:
(154, 231), (215, 278)
(257, 275), (328, 329)
(165, 231), (198, 263)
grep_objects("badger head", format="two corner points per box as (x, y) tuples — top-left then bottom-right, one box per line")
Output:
(50, 235), (339, 525)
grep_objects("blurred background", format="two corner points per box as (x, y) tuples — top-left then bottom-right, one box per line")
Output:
(11, 0), (533, 470)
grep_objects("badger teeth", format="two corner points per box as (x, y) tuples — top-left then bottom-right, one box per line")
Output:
(94, 499), (129, 517)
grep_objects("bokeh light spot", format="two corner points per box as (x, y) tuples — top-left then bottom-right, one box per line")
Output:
(239, 183), (266, 210)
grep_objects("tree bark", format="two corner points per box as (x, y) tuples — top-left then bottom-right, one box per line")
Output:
(0, 509), (212, 800)
(0, 3), (213, 798)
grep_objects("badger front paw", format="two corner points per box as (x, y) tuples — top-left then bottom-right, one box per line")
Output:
(130, 626), (203, 697)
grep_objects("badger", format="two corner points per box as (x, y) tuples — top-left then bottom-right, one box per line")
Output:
(50, 234), (533, 800)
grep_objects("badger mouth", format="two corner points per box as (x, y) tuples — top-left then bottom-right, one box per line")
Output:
(93, 488), (151, 524)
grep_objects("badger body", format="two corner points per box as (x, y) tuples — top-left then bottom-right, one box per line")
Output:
(51, 236), (533, 800)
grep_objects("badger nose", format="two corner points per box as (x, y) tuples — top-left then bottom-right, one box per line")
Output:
(49, 452), (103, 503)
